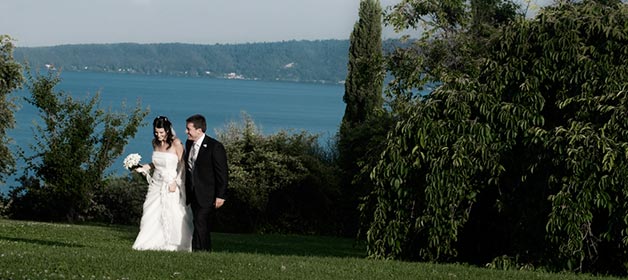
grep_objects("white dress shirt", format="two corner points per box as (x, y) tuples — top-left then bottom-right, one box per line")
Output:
(188, 134), (205, 169)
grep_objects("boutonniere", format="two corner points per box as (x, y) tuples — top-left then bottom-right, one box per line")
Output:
(202, 144), (207, 148)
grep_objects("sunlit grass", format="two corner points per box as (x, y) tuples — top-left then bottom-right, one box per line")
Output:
(0, 219), (621, 279)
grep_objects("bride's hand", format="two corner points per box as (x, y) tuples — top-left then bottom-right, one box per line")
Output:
(168, 181), (177, 192)
(135, 164), (151, 174)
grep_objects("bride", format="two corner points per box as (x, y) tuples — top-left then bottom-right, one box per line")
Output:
(132, 116), (192, 251)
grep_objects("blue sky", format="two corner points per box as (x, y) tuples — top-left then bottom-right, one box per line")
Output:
(1, 0), (552, 47)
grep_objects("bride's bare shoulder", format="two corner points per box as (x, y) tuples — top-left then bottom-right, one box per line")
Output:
(172, 137), (184, 147)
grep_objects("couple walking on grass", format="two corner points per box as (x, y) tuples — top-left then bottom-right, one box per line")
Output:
(131, 114), (228, 252)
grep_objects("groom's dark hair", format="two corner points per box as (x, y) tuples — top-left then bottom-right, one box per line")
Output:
(186, 114), (207, 132)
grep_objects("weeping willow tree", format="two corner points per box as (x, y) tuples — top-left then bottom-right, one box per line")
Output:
(361, 0), (628, 274)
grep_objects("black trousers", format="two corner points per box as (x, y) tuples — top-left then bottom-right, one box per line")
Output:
(191, 200), (215, 252)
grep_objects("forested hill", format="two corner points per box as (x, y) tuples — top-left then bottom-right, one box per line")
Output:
(14, 40), (350, 83)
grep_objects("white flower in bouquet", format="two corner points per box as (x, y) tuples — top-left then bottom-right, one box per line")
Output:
(123, 153), (142, 170)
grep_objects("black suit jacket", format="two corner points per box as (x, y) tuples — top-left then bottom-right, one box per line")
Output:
(185, 135), (228, 208)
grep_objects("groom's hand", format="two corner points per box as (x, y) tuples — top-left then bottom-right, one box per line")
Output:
(215, 198), (225, 209)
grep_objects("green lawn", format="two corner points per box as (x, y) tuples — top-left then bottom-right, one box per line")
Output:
(0, 219), (621, 280)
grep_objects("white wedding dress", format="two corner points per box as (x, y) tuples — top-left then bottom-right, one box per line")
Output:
(132, 151), (193, 251)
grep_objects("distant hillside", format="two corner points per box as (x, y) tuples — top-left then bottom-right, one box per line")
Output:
(14, 40), (350, 83)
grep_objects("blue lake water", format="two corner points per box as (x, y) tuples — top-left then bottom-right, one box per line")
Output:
(4, 71), (345, 192)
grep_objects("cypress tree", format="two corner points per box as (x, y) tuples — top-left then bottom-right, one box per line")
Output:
(337, 0), (384, 236)
(341, 0), (383, 127)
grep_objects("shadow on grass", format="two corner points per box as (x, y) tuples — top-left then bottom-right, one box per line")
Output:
(109, 224), (366, 259)
(0, 236), (84, 248)
(212, 232), (366, 259)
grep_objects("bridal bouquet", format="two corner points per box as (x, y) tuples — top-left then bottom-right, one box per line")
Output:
(123, 153), (142, 170)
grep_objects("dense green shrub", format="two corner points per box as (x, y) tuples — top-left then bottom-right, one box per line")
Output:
(89, 174), (148, 225)
(6, 176), (62, 221)
(214, 113), (343, 235)
(0, 194), (8, 218)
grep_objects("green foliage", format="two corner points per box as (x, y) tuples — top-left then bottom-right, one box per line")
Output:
(360, 0), (520, 262)
(510, 1), (628, 272)
(363, 79), (503, 261)
(14, 40), (350, 83)
(89, 174), (148, 225)
(341, 112), (394, 237)
(361, 0), (628, 274)
(215, 113), (343, 234)
(385, 0), (520, 98)
(342, 0), (385, 126)
(6, 71), (149, 222)
(0, 35), (24, 183)
(485, 255), (535, 271)
(338, 0), (388, 237)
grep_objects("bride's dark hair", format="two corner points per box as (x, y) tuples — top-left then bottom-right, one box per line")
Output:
(153, 116), (175, 149)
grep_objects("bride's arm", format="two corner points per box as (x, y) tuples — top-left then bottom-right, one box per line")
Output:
(135, 162), (153, 176)
(136, 143), (157, 174)
(169, 139), (185, 192)
(138, 162), (154, 171)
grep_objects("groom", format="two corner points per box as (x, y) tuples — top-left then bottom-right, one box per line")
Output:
(184, 114), (228, 252)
